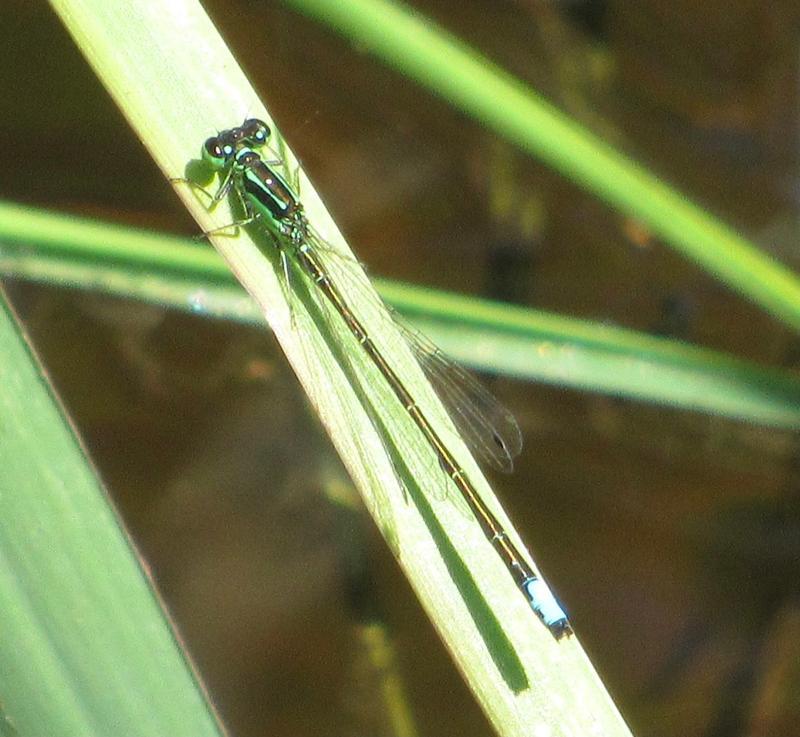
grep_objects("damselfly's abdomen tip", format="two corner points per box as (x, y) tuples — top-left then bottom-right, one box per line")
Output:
(523, 576), (572, 639)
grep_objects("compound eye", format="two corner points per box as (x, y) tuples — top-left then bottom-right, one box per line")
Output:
(243, 118), (270, 145)
(202, 137), (222, 163)
(202, 137), (234, 167)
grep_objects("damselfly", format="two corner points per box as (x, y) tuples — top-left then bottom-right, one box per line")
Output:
(195, 119), (571, 639)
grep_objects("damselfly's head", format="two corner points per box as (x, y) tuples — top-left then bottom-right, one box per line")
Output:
(215, 118), (271, 152)
(204, 119), (271, 170)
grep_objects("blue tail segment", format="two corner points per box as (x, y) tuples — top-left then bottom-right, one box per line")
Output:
(523, 577), (572, 640)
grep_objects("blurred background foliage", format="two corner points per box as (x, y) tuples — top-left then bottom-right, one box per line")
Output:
(3, 1), (800, 736)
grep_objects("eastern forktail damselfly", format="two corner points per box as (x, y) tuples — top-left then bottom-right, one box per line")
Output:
(193, 119), (571, 639)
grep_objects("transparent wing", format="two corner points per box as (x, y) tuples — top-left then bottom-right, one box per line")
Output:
(395, 322), (522, 473)
(278, 252), (401, 542)
(304, 227), (523, 473)
(298, 233), (469, 515)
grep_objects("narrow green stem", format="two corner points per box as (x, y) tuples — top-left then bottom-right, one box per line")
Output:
(284, 0), (800, 331)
